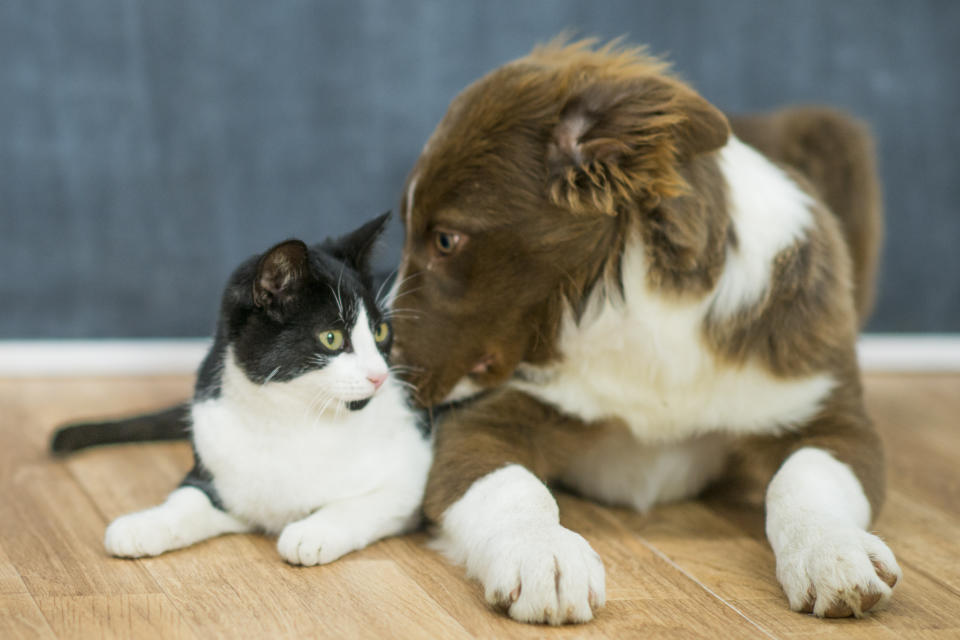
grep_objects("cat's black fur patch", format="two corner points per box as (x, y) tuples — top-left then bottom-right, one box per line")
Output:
(179, 450), (225, 510)
(194, 212), (393, 402)
(348, 398), (372, 411)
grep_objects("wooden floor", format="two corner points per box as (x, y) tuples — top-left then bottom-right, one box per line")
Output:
(1, 374), (958, 639)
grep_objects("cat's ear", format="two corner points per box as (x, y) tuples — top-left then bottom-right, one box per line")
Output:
(328, 211), (391, 277)
(253, 239), (309, 317)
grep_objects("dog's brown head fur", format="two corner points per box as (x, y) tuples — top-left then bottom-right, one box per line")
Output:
(393, 40), (732, 406)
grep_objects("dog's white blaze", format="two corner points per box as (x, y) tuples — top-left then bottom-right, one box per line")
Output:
(190, 349), (429, 535)
(435, 464), (605, 624)
(766, 448), (900, 615)
(405, 175), (419, 231)
(387, 175), (420, 308)
(512, 135), (834, 448)
(711, 135), (815, 318)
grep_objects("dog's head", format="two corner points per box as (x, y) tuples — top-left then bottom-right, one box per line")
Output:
(392, 40), (730, 406)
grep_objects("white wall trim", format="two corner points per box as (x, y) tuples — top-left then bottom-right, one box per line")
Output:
(0, 335), (958, 377)
(856, 334), (960, 373)
(0, 339), (211, 377)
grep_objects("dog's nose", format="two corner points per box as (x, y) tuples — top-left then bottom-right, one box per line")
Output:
(471, 354), (497, 374)
(367, 373), (387, 390)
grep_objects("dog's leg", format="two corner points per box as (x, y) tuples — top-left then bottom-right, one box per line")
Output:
(763, 408), (901, 617)
(425, 390), (611, 625)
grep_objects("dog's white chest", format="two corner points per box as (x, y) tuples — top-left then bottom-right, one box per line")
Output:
(513, 256), (834, 443)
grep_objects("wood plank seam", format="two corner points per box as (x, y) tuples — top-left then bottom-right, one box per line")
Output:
(0, 539), (60, 640)
(53, 460), (192, 634)
(578, 500), (782, 638)
(627, 531), (781, 639)
(899, 558), (960, 600)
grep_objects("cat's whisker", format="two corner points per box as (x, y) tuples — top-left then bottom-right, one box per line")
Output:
(315, 396), (336, 418)
(389, 284), (423, 302)
(263, 366), (282, 385)
(384, 307), (423, 317)
(375, 267), (400, 306)
(328, 283), (345, 322)
(389, 364), (424, 373)
(391, 379), (418, 394)
(304, 386), (335, 419)
(383, 272), (419, 302)
(336, 267), (347, 324)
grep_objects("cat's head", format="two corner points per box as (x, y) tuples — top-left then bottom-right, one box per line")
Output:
(215, 213), (394, 411)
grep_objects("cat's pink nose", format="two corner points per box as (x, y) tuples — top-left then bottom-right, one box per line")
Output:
(367, 373), (387, 390)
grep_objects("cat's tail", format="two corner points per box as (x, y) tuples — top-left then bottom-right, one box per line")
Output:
(50, 403), (191, 455)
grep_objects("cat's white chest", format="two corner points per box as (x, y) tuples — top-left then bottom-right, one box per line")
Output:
(191, 380), (426, 534)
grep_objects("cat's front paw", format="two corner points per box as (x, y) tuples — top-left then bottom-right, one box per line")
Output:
(105, 511), (178, 558)
(478, 525), (605, 625)
(277, 520), (354, 566)
(776, 524), (901, 617)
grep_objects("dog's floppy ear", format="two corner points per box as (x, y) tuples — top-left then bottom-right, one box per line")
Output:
(547, 76), (730, 216)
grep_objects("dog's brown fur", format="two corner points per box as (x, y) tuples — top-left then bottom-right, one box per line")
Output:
(392, 39), (888, 620)
(732, 108), (884, 322)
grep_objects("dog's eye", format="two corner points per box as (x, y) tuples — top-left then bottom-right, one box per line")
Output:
(434, 229), (463, 256)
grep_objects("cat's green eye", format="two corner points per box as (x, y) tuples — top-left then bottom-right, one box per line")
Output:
(318, 329), (345, 351)
(374, 322), (390, 343)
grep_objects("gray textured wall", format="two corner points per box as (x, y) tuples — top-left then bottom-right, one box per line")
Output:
(1, 0), (957, 337)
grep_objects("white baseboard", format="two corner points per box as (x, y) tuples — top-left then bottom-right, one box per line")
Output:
(856, 334), (960, 373)
(0, 339), (211, 377)
(0, 335), (958, 377)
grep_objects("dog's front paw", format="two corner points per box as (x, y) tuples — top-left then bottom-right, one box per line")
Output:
(277, 520), (353, 566)
(478, 525), (605, 625)
(105, 511), (177, 558)
(776, 524), (901, 617)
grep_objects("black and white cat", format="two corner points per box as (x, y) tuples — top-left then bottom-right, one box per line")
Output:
(73, 214), (431, 565)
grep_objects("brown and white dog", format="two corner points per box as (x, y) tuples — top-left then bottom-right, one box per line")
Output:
(390, 40), (897, 624)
